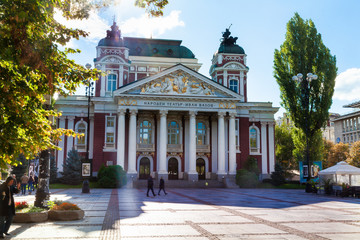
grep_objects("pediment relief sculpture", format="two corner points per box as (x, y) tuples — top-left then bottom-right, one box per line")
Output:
(141, 72), (215, 96)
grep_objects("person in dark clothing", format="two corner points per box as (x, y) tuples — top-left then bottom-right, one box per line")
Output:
(0, 176), (20, 238)
(34, 175), (38, 189)
(146, 175), (156, 197)
(158, 177), (167, 195)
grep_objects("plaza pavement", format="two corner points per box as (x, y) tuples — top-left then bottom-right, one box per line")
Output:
(9, 187), (360, 239)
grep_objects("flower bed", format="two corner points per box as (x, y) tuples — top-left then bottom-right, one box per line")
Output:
(14, 202), (48, 223)
(47, 201), (84, 221)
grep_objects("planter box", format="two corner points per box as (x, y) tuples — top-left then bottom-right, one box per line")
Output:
(48, 209), (84, 221)
(13, 211), (48, 223)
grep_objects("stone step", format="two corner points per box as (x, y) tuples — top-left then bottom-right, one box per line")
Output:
(132, 179), (226, 188)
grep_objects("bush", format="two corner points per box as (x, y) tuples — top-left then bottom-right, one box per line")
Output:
(97, 165), (127, 188)
(243, 156), (260, 175)
(271, 163), (286, 186)
(236, 169), (259, 188)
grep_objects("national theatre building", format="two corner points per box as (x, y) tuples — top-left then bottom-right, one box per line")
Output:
(55, 23), (278, 183)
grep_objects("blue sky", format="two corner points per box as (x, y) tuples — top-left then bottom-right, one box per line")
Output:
(59, 0), (360, 119)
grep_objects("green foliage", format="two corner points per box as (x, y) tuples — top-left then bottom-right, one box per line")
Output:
(271, 163), (286, 186)
(236, 169), (259, 188)
(274, 13), (337, 173)
(135, 0), (169, 16)
(348, 141), (360, 167)
(59, 148), (82, 185)
(11, 154), (29, 180)
(292, 128), (324, 164)
(97, 165), (127, 188)
(243, 156), (260, 175)
(275, 122), (295, 169)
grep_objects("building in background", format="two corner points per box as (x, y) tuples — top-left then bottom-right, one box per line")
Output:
(55, 23), (278, 182)
(333, 101), (360, 145)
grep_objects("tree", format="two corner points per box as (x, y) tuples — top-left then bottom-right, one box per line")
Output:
(327, 142), (349, 167)
(0, 0), (166, 167)
(274, 13), (337, 181)
(49, 153), (58, 184)
(348, 141), (360, 167)
(275, 122), (295, 170)
(135, 0), (169, 16)
(59, 148), (82, 185)
(322, 139), (335, 169)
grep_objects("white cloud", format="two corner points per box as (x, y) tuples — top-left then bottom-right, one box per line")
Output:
(334, 68), (360, 101)
(120, 10), (185, 38)
(54, 9), (109, 44)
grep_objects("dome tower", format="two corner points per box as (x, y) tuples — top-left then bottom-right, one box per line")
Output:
(210, 27), (249, 102)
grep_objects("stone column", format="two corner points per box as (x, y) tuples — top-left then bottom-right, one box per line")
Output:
(211, 115), (218, 175)
(268, 122), (275, 173)
(100, 64), (106, 97)
(117, 109), (126, 168)
(158, 110), (168, 180)
(66, 116), (75, 156)
(119, 65), (124, 87)
(127, 109), (138, 175)
(261, 122), (268, 175)
(89, 117), (94, 159)
(240, 72), (244, 96)
(188, 111), (198, 181)
(229, 112), (237, 175)
(57, 116), (66, 173)
(217, 112), (226, 180)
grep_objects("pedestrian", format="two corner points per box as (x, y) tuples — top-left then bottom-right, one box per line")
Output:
(20, 173), (29, 195)
(158, 177), (167, 195)
(28, 175), (34, 195)
(146, 175), (156, 197)
(0, 176), (20, 238)
(34, 175), (38, 189)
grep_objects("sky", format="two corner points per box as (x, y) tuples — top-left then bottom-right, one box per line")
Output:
(58, 0), (360, 119)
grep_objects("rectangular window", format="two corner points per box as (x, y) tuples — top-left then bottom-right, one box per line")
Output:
(107, 117), (115, 127)
(235, 119), (239, 149)
(106, 132), (114, 143)
(107, 74), (117, 92)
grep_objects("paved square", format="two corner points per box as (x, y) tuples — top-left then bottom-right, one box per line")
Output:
(9, 188), (360, 239)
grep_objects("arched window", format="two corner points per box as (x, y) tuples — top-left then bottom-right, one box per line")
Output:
(107, 74), (117, 92)
(229, 79), (238, 93)
(249, 126), (260, 153)
(196, 122), (206, 145)
(75, 122), (87, 150)
(168, 121), (180, 144)
(140, 120), (152, 144)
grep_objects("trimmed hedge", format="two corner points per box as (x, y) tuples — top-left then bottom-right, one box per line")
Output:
(97, 165), (127, 188)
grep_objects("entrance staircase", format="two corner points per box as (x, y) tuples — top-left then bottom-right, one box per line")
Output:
(132, 179), (226, 189)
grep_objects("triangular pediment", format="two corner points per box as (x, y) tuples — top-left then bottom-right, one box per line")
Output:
(113, 64), (243, 101)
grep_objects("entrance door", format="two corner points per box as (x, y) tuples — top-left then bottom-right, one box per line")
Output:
(196, 158), (205, 180)
(139, 157), (150, 179)
(168, 158), (179, 180)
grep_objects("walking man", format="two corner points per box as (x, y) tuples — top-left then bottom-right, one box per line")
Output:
(158, 177), (167, 195)
(147, 175), (156, 197)
(0, 176), (20, 238)
(20, 173), (28, 195)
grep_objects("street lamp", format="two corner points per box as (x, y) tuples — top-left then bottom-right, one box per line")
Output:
(82, 63), (93, 193)
(292, 72), (318, 193)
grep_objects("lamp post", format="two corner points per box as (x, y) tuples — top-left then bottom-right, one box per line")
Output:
(292, 73), (318, 193)
(82, 63), (93, 193)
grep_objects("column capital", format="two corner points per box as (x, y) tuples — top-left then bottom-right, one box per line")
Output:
(118, 108), (126, 115)
(218, 112), (226, 118)
(189, 111), (197, 117)
(260, 121), (268, 127)
(229, 112), (237, 118)
(67, 116), (75, 121)
(129, 109), (138, 115)
(159, 110), (168, 117)
(59, 116), (67, 121)
(268, 121), (275, 127)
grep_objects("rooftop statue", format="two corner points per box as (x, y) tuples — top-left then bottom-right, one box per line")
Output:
(221, 25), (238, 46)
(106, 21), (121, 40)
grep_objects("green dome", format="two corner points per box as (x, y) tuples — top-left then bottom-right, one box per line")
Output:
(218, 44), (245, 54)
(98, 38), (124, 47)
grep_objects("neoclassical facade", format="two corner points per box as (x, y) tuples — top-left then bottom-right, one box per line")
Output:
(55, 23), (278, 182)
